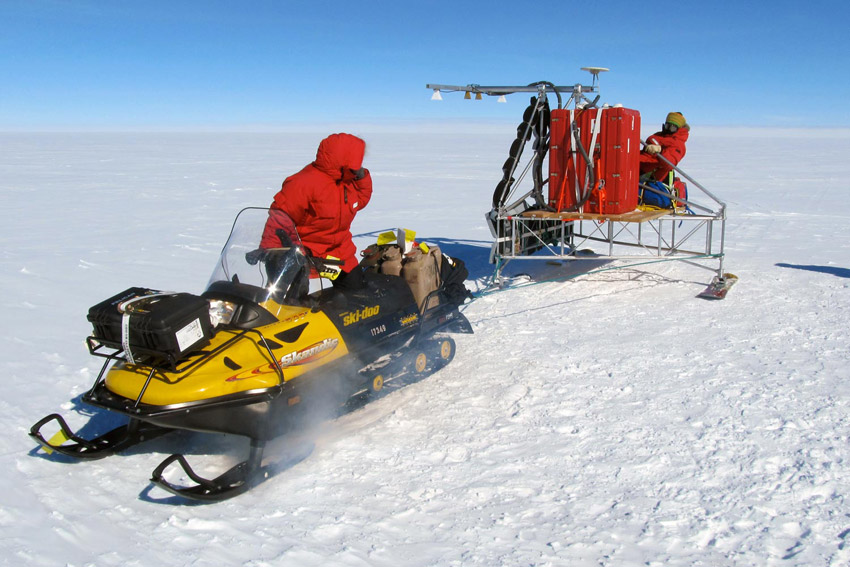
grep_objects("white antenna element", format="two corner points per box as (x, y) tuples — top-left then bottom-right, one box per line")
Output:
(581, 66), (609, 89)
(565, 66), (610, 108)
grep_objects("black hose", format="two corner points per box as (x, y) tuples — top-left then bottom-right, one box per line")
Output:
(492, 96), (542, 208)
(530, 99), (551, 209)
(492, 90), (554, 210)
(561, 118), (595, 212)
(528, 81), (562, 108)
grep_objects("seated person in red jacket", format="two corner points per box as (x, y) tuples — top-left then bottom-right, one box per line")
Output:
(640, 112), (689, 182)
(260, 133), (372, 290)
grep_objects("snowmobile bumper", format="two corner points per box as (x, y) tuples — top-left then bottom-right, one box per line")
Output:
(83, 379), (286, 440)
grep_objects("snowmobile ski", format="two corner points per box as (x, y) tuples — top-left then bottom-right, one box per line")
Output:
(29, 413), (170, 459)
(697, 273), (738, 300)
(150, 442), (267, 502)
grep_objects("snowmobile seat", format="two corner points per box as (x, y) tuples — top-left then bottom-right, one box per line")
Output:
(204, 280), (269, 305)
(312, 272), (414, 322)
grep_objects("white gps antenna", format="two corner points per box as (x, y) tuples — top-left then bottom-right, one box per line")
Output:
(580, 67), (609, 89)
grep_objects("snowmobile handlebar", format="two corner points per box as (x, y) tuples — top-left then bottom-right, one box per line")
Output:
(245, 247), (345, 270)
(245, 247), (292, 265)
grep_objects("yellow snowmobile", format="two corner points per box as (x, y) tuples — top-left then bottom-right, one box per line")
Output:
(30, 208), (472, 500)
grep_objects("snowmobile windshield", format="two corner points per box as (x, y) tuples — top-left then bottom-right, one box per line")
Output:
(206, 207), (311, 306)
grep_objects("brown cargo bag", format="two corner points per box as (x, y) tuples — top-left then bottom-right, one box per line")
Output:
(402, 246), (442, 311)
(360, 242), (444, 310)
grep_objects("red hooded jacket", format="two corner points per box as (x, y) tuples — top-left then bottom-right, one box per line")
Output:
(639, 127), (689, 181)
(261, 133), (373, 271)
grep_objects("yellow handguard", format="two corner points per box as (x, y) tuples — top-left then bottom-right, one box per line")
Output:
(318, 256), (342, 280)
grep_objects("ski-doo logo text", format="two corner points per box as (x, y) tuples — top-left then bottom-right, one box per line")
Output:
(278, 338), (339, 367)
(342, 305), (380, 326)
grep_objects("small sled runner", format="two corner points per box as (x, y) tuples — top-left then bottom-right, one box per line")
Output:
(697, 273), (739, 300)
(30, 208), (472, 501)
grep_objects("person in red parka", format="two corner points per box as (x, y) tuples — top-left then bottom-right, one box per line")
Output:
(639, 112), (689, 182)
(261, 133), (373, 290)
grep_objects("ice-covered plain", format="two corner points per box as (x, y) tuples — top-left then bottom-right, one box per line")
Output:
(2, 124), (849, 566)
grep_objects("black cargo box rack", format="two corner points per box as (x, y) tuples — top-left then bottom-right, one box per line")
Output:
(86, 288), (214, 369)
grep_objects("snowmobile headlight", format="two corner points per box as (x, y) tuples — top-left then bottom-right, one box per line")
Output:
(208, 299), (236, 327)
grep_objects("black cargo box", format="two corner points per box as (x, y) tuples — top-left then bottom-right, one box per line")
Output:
(87, 287), (213, 363)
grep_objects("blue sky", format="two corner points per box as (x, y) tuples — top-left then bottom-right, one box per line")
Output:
(2, 0), (848, 129)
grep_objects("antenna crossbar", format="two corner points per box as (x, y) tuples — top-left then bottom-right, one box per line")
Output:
(425, 83), (595, 96)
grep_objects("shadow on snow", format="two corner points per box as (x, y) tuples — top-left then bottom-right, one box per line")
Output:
(776, 262), (850, 279)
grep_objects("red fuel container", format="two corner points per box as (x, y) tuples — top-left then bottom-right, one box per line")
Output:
(548, 107), (641, 214)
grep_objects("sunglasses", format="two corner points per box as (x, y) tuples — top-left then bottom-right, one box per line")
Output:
(662, 122), (679, 134)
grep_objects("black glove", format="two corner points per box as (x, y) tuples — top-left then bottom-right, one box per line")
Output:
(245, 248), (266, 265)
(275, 228), (294, 247)
(341, 167), (367, 182)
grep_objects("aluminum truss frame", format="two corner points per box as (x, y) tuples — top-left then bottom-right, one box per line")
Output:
(490, 161), (727, 286)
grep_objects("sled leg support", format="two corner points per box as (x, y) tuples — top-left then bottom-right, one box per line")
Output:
(150, 439), (267, 502)
(29, 413), (169, 459)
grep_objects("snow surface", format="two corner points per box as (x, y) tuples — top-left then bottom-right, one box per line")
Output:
(2, 125), (850, 566)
